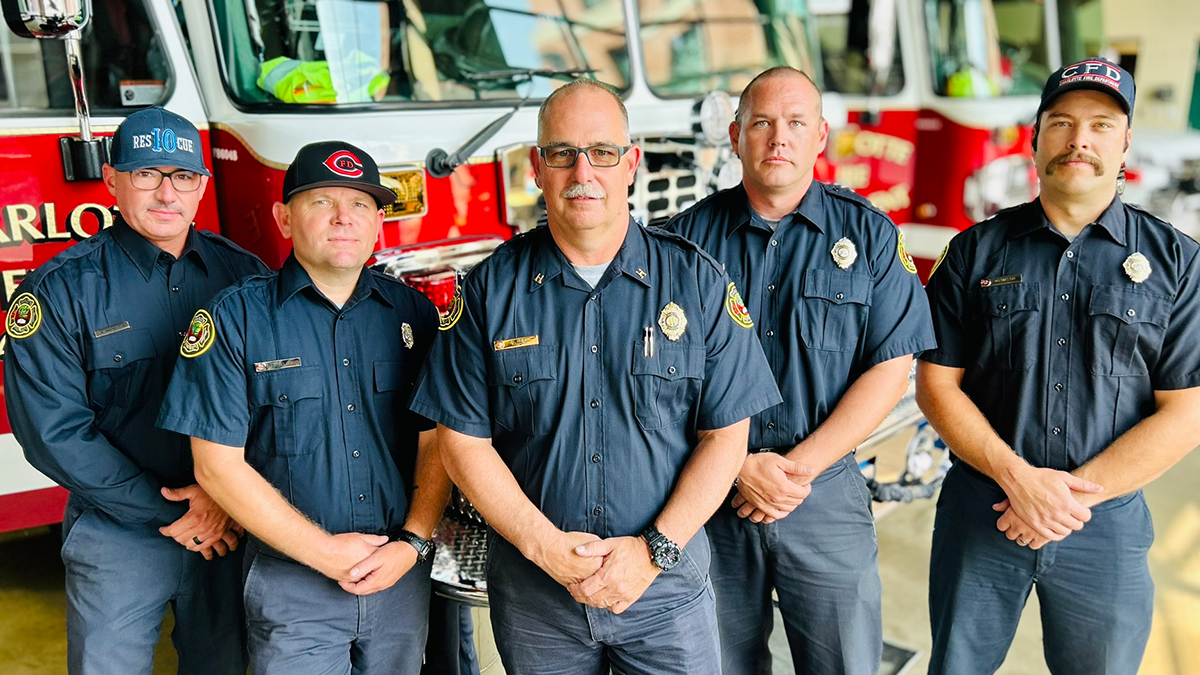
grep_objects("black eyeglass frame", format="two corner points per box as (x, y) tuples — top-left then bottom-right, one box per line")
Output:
(536, 144), (634, 169)
(125, 168), (205, 192)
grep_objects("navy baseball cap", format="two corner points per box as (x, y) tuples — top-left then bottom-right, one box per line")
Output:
(109, 106), (211, 176)
(282, 141), (396, 209)
(1038, 57), (1135, 122)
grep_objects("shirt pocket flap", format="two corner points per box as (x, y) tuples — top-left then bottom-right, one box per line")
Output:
(979, 283), (1041, 317)
(631, 343), (705, 381)
(802, 269), (872, 306)
(488, 344), (558, 388)
(1088, 285), (1171, 327)
(249, 366), (323, 407)
(375, 361), (406, 392)
(84, 328), (157, 370)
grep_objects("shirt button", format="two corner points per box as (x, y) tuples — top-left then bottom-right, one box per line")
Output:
(358, 494), (366, 501)
(1126, 309), (1136, 317)
(997, 303), (1008, 311)
(590, 295), (598, 301)
(278, 394), (288, 402)
(667, 366), (676, 374)
(767, 284), (775, 292)
(513, 374), (523, 384)
(593, 506), (603, 516)
(343, 359), (350, 366)
(770, 239), (778, 247)
(766, 421), (775, 430)
(1057, 338), (1066, 346)
(591, 454), (601, 463)
(1061, 294), (1070, 301)
(1052, 427), (1062, 435)
(347, 403), (356, 412)
(113, 354), (123, 362)
(1066, 251), (1075, 259)
(1054, 383), (1064, 391)
(178, 331), (184, 338)
(590, 399), (599, 409)
(590, 345), (598, 354)
(171, 286), (180, 293)
(835, 292), (844, 300)
(353, 451), (361, 458)
(765, 330), (774, 337)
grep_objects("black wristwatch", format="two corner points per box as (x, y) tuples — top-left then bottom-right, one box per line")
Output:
(640, 525), (682, 572)
(390, 529), (434, 563)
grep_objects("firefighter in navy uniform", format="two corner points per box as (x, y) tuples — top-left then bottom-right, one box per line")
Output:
(918, 58), (1200, 674)
(663, 67), (935, 675)
(158, 141), (451, 675)
(4, 106), (267, 675)
(410, 80), (782, 675)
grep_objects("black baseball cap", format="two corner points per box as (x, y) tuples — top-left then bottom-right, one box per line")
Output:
(110, 106), (211, 176)
(282, 141), (396, 209)
(1038, 57), (1135, 122)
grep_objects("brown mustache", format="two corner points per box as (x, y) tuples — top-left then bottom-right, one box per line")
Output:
(1047, 151), (1104, 176)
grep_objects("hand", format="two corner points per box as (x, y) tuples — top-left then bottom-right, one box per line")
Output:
(531, 530), (603, 587)
(993, 501), (1051, 550)
(732, 453), (815, 522)
(997, 466), (1102, 541)
(338, 542), (419, 596)
(312, 532), (390, 582)
(158, 485), (239, 560)
(567, 536), (660, 614)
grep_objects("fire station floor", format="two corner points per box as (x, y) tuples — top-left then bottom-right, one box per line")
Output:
(1, 447), (1199, 675)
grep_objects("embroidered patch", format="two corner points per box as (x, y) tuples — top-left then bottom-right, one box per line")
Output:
(898, 232), (918, 274)
(439, 287), (463, 331)
(180, 309), (216, 358)
(725, 283), (753, 329)
(6, 293), (42, 339)
(929, 244), (949, 277)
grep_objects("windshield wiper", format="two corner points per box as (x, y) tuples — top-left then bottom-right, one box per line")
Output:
(426, 68), (596, 179)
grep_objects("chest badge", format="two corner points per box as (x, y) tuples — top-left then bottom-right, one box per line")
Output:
(658, 302), (688, 341)
(180, 309), (215, 358)
(402, 322), (414, 349)
(1123, 252), (1151, 284)
(6, 293), (43, 339)
(831, 237), (858, 269)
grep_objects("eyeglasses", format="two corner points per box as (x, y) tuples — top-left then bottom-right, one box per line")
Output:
(537, 144), (632, 169)
(126, 168), (204, 192)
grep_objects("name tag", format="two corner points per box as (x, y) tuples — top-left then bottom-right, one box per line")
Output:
(980, 275), (1022, 288)
(254, 357), (303, 373)
(493, 335), (539, 351)
(92, 321), (131, 338)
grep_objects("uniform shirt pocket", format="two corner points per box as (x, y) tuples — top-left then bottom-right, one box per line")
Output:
(800, 270), (873, 352)
(248, 366), (324, 456)
(82, 328), (158, 408)
(488, 344), (559, 436)
(973, 283), (1041, 371)
(631, 342), (705, 431)
(1087, 285), (1171, 377)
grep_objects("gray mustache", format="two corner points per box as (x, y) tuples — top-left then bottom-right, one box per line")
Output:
(562, 183), (606, 199)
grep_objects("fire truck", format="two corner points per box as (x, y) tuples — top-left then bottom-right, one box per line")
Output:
(0, 0), (1103, 544)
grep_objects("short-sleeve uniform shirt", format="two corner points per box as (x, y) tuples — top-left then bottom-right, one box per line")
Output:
(665, 182), (937, 449)
(410, 221), (782, 539)
(158, 254), (439, 536)
(921, 197), (1200, 470)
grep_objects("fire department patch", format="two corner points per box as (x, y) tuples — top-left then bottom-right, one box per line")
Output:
(725, 283), (753, 329)
(6, 293), (42, 339)
(180, 309), (215, 358)
(439, 287), (463, 331)
(929, 244), (949, 277)
(898, 232), (918, 274)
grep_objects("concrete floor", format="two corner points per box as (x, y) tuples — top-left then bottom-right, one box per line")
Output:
(2, 448), (1199, 674)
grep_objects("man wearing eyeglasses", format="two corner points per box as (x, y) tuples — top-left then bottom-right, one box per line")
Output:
(4, 106), (266, 675)
(410, 79), (782, 674)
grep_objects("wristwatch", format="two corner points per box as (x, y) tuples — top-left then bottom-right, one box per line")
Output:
(390, 529), (434, 563)
(640, 525), (682, 572)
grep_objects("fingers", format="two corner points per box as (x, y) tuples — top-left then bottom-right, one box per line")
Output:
(349, 550), (387, 581)
(731, 493), (746, 509)
(220, 529), (240, 552)
(575, 539), (616, 559)
(161, 486), (186, 502)
(359, 534), (389, 547)
(1063, 473), (1103, 494)
(992, 498), (1010, 512)
(209, 539), (229, 558)
(781, 460), (815, 482)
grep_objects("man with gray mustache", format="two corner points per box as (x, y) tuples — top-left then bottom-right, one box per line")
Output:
(918, 58), (1200, 674)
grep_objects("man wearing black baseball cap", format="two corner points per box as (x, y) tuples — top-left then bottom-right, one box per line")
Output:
(918, 57), (1200, 674)
(159, 141), (451, 674)
(5, 106), (267, 674)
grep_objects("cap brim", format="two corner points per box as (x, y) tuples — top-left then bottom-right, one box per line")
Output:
(285, 180), (397, 209)
(110, 156), (212, 177)
(1042, 81), (1131, 116)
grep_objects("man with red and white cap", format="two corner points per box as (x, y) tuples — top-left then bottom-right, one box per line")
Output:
(918, 58), (1200, 674)
(158, 141), (451, 674)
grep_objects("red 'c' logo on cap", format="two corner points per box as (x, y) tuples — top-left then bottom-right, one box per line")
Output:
(324, 151), (364, 178)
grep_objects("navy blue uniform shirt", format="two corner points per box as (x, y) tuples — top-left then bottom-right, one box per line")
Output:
(920, 197), (1200, 471)
(4, 213), (267, 525)
(409, 220), (782, 539)
(157, 254), (439, 536)
(664, 182), (936, 450)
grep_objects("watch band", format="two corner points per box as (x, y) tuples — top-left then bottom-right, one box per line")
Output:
(390, 529), (434, 562)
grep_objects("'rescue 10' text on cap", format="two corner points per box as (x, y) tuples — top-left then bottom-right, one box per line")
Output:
(282, 141), (397, 209)
(1038, 57), (1136, 122)
(109, 106), (211, 177)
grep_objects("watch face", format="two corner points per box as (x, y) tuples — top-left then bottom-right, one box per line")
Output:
(654, 544), (682, 571)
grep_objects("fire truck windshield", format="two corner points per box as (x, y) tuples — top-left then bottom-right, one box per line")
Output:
(926, 0), (1026, 98)
(211, 0), (631, 106)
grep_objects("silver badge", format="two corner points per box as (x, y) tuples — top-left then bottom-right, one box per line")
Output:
(831, 237), (858, 269)
(402, 322), (414, 349)
(1123, 252), (1151, 284)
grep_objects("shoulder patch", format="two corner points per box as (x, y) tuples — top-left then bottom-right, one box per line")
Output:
(725, 282), (754, 329)
(897, 232), (918, 274)
(929, 244), (949, 277)
(439, 286), (464, 331)
(180, 309), (216, 358)
(6, 293), (43, 339)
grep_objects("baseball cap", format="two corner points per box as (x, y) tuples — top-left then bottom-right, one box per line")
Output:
(109, 106), (211, 177)
(1038, 57), (1135, 122)
(282, 141), (396, 209)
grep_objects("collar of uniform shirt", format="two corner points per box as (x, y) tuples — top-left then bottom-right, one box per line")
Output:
(527, 216), (651, 292)
(275, 252), (394, 309)
(725, 182), (826, 239)
(110, 210), (211, 280)
(1008, 196), (1128, 245)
